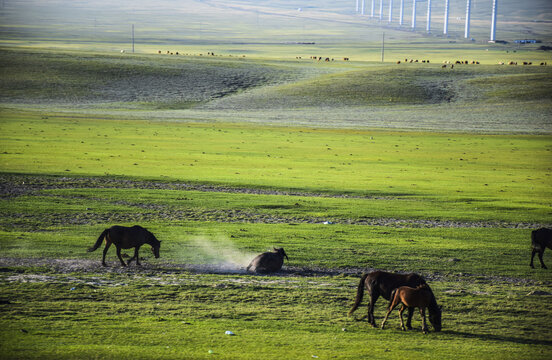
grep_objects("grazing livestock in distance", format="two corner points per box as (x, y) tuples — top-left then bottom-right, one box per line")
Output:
(530, 228), (552, 269)
(88, 225), (161, 267)
(380, 284), (442, 333)
(343, 57), (349, 61)
(348, 271), (427, 328)
(247, 248), (288, 273)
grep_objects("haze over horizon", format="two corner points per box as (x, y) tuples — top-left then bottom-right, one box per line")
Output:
(1, 0), (551, 53)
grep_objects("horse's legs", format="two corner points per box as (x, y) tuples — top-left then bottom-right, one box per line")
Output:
(380, 300), (399, 330)
(399, 305), (407, 331)
(420, 308), (428, 334)
(368, 292), (379, 327)
(127, 247), (140, 266)
(530, 249), (536, 268)
(538, 250), (547, 269)
(102, 242), (111, 267)
(134, 247), (141, 266)
(406, 307), (414, 330)
(116, 246), (127, 267)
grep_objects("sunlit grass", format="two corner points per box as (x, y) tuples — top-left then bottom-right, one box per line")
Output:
(1, 114), (550, 222)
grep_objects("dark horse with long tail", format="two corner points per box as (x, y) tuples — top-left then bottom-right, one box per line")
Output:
(380, 284), (442, 333)
(88, 225), (161, 267)
(348, 271), (427, 328)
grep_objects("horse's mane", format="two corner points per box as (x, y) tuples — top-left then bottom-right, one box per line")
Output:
(415, 284), (439, 309)
(146, 231), (161, 246)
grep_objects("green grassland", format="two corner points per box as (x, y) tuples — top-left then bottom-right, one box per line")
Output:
(1, 111), (551, 358)
(0, 114), (551, 221)
(1, 1), (552, 358)
(0, 273), (550, 360)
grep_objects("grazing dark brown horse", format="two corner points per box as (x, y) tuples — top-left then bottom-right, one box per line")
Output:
(530, 228), (552, 269)
(380, 284), (442, 333)
(348, 271), (427, 328)
(88, 225), (161, 267)
(246, 248), (288, 273)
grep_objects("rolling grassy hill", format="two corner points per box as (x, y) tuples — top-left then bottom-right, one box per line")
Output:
(1, 47), (550, 132)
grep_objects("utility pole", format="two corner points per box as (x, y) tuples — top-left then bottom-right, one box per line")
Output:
(490, 0), (498, 42)
(399, 0), (404, 25)
(443, 0), (449, 35)
(412, 0), (417, 30)
(426, 0), (431, 33)
(465, 0), (471, 39)
(381, 32), (385, 62)
(132, 24), (135, 53)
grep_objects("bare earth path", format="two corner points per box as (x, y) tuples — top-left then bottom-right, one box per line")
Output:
(1, 174), (549, 229)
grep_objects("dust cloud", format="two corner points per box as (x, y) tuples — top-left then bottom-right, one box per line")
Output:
(182, 235), (259, 272)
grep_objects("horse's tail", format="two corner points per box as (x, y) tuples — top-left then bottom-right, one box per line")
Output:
(348, 273), (368, 316)
(88, 229), (109, 252)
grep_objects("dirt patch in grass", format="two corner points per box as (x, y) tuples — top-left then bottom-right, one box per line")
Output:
(2, 174), (549, 230)
(0, 257), (543, 287)
(0, 173), (391, 199)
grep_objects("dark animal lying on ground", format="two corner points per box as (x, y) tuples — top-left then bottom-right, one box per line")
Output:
(88, 225), (161, 267)
(380, 284), (442, 333)
(348, 271), (427, 328)
(530, 228), (552, 269)
(246, 247), (288, 273)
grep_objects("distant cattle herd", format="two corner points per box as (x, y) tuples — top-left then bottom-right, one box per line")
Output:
(148, 50), (546, 67)
(154, 50), (351, 61)
(156, 50), (246, 58)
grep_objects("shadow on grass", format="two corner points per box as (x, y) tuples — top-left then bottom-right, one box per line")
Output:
(442, 330), (552, 346)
